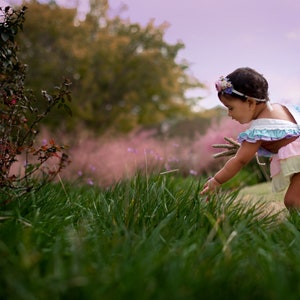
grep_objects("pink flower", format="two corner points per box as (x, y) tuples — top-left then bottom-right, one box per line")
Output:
(87, 179), (94, 185)
(215, 81), (223, 92)
(127, 147), (137, 154)
(189, 169), (197, 176)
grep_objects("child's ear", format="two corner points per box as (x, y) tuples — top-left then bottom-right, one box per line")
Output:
(247, 98), (256, 111)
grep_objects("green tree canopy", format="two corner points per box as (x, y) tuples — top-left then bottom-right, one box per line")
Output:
(17, 0), (206, 133)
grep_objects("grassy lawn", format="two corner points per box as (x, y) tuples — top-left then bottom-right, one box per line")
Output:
(240, 182), (284, 201)
(0, 175), (299, 299)
(238, 182), (286, 218)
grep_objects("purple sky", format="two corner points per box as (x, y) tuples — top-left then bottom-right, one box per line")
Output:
(7, 0), (300, 109)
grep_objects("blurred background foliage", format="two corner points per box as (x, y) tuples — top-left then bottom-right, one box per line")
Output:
(16, 0), (217, 135)
(8, 0), (269, 186)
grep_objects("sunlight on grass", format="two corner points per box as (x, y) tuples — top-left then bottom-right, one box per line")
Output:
(239, 182), (284, 201)
(238, 182), (286, 218)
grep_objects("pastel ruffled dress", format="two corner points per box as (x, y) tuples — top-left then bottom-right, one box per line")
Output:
(237, 104), (300, 192)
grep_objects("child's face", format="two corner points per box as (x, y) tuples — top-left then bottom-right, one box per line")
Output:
(220, 95), (254, 124)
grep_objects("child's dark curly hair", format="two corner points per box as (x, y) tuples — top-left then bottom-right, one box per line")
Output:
(220, 67), (269, 101)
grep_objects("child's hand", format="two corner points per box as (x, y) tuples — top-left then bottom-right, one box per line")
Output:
(200, 177), (221, 195)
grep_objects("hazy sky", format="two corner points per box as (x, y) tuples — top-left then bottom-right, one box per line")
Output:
(6, 0), (300, 109)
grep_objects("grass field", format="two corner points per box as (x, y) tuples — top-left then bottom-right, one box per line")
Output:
(239, 182), (284, 202)
(238, 182), (286, 218)
(1, 175), (300, 300)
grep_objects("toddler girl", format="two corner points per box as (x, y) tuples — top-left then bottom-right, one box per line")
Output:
(200, 67), (300, 209)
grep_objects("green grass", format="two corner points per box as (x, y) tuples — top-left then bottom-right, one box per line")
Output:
(1, 175), (300, 300)
(240, 181), (285, 201)
(238, 182), (286, 218)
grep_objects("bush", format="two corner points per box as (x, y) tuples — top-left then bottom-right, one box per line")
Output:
(0, 5), (71, 203)
(56, 116), (269, 188)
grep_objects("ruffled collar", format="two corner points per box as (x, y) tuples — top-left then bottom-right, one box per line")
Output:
(238, 118), (300, 156)
(238, 118), (300, 143)
(237, 104), (300, 156)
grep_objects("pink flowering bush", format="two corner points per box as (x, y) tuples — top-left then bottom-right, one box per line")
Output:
(187, 118), (247, 172)
(56, 118), (246, 187)
(10, 116), (260, 189)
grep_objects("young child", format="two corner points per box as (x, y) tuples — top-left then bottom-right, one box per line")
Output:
(200, 67), (300, 209)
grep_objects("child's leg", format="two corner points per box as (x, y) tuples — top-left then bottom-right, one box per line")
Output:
(284, 173), (300, 209)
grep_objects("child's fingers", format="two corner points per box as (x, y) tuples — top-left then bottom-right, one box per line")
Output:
(200, 185), (207, 195)
(200, 177), (221, 195)
(200, 187), (207, 195)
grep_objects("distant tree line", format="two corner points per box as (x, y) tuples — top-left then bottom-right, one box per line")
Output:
(16, 0), (209, 134)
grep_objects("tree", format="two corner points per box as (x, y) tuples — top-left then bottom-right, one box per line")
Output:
(16, 0), (78, 128)
(17, 0), (206, 133)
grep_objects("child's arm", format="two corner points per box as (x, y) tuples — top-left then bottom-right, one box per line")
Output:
(200, 141), (262, 194)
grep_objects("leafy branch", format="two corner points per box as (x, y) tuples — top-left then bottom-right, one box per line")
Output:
(0, 5), (72, 204)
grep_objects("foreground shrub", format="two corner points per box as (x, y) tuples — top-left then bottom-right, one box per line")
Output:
(0, 5), (71, 203)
